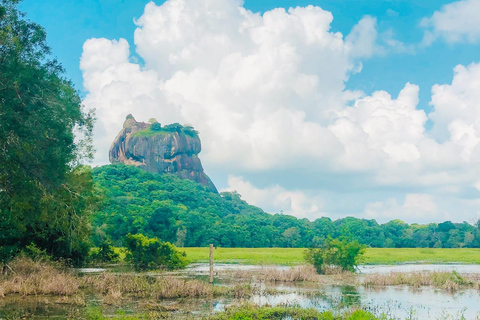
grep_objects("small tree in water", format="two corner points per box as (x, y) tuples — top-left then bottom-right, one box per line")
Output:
(125, 234), (188, 270)
(304, 237), (366, 274)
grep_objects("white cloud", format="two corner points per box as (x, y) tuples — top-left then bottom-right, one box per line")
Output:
(365, 193), (480, 224)
(329, 83), (427, 169)
(421, 0), (480, 45)
(82, 0), (377, 170)
(80, 0), (480, 223)
(430, 62), (480, 150)
(365, 194), (442, 223)
(222, 175), (325, 220)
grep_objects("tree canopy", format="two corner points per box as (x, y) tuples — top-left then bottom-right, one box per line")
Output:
(91, 164), (480, 249)
(0, 0), (95, 265)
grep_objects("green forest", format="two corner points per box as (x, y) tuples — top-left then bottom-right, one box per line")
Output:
(91, 164), (480, 250)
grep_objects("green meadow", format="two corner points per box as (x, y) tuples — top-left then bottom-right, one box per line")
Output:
(182, 247), (480, 265)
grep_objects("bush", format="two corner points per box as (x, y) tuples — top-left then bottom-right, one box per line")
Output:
(89, 240), (119, 263)
(150, 122), (161, 131)
(163, 123), (183, 132)
(124, 233), (188, 270)
(304, 237), (366, 274)
(21, 243), (50, 261)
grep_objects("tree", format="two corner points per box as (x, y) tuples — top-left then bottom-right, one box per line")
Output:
(150, 121), (161, 131)
(163, 123), (183, 132)
(124, 233), (188, 270)
(304, 237), (366, 274)
(0, 1), (95, 265)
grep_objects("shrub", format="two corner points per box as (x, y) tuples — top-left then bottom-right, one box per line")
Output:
(304, 237), (366, 274)
(89, 240), (119, 263)
(150, 122), (161, 131)
(124, 234), (188, 270)
(163, 123), (183, 132)
(21, 243), (50, 261)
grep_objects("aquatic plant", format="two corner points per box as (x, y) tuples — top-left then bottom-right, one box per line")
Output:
(362, 270), (477, 291)
(207, 304), (385, 320)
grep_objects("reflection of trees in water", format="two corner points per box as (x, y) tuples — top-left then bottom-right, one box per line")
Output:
(305, 285), (361, 311)
(339, 285), (361, 308)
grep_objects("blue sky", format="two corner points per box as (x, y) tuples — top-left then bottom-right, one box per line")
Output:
(20, 0), (480, 223)
(21, 0), (479, 113)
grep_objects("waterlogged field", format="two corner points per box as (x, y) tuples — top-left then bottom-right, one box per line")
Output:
(2, 257), (480, 319)
(183, 247), (480, 265)
(3, 248), (480, 320)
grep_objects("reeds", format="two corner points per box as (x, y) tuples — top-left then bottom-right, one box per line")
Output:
(0, 256), (79, 296)
(0, 257), (257, 302)
(232, 265), (321, 282)
(362, 270), (479, 291)
(82, 272), (220, 302)
(261, 265), (319, 282)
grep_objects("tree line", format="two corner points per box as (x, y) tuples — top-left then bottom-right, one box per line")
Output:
(91, 164), (480, 249)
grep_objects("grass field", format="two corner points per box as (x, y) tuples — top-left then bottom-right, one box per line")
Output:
(182, 247), (480, 265)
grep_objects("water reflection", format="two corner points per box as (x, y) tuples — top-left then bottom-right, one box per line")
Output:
(245, 285), (480, 320)
(2, 284), (480, 320)
(359, 264), (480, 274)
(5, 263), (480, 320)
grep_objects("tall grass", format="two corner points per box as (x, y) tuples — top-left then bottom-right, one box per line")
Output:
(362, 271), (479, 291)
(232, 265), (321, 282)
(0, 257), (255, 302)
(0, 256), (79, 297)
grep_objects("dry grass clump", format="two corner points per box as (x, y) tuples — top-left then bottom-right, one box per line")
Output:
(82, 272), (151, 297)
(362, 271), (477, 291)
(83, 273), (223, 300)
(150, 276), (215, 298)
(232, 265), (320, 283)
(0, 256), (79, 297)
(261, 265), (319, 282)
(103, 287), (123, 305)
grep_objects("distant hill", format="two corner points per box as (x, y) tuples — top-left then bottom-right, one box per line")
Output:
(91, 164), (480, 248)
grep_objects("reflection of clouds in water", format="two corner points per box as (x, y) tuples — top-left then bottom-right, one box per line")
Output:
(184, 263), (480, 318)
(247, 286), (480, 319)
(359, 264), (480, 274)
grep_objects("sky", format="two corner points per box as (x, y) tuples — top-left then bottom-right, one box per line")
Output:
(20, 0), (480, 224)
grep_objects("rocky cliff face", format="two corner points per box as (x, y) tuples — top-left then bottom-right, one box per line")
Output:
(109, 115), (217, 192)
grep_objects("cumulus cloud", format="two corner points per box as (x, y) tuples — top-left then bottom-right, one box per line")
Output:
(365, 194), (443, 223)
(222, 175), (325, 220)
(430, 62), (480, 152)
(81, 0), (377, 169)
(421, 0), (480, 45)
(80, 0), (480, 222)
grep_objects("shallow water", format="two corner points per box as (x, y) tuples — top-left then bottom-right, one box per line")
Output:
(186, 262), (480, 275)
(246, 285), (480, 319)
(76, 262), (480, 275)
(359, 264), (480, 274)
(186, 263), (290, 273)
(4, 263), (480, 319)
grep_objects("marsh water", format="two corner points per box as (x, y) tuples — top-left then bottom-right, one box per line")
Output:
(2, 264), (480, 320)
